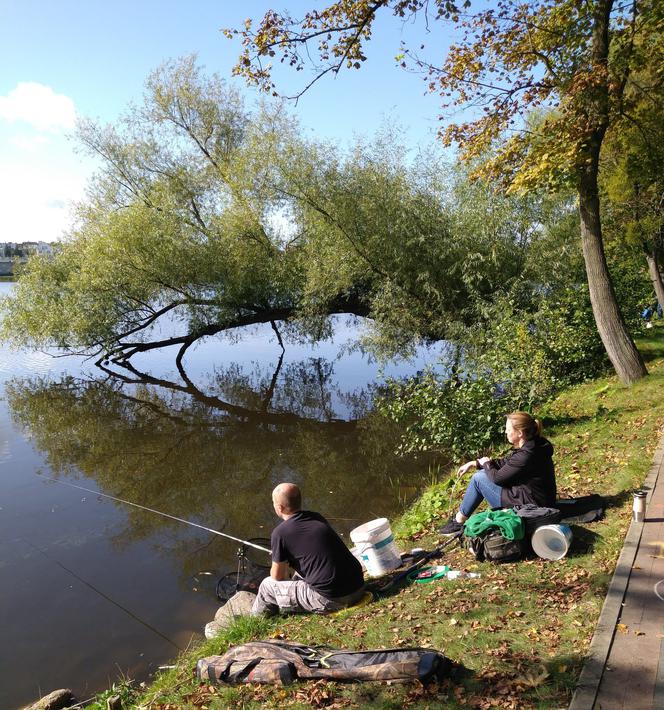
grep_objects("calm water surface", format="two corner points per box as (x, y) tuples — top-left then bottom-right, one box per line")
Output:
(0, 282), (445, 708)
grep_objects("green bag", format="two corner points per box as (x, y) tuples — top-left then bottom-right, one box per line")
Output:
(463, 509), (525, 540)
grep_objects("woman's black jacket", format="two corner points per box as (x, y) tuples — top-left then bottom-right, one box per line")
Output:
(482, 436), (556, 508)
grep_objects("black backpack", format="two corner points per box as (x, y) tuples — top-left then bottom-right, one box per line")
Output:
(466, 528), (524, 563)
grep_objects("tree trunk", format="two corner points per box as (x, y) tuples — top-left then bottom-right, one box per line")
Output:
(578, 177), (647, 384)
(576, 0), (647, 385)
(645, 247), (664, 313)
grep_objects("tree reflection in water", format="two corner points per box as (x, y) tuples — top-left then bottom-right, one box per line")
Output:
(6, 356), (439, 583)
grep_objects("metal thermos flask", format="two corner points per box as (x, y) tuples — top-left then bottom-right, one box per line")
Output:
(633, 490), (647, 522)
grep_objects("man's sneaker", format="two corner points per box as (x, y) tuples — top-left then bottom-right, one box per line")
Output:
(438, 517), (464, 536)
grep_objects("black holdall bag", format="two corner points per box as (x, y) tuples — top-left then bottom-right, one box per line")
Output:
(512, 504), (561, 537)
(466, 528), (524, 563)
(554, 494), (604, 524)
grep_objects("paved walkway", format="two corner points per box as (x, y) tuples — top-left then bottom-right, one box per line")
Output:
(570, 434), (664, 709)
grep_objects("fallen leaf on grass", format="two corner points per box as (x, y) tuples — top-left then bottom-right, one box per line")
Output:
(515, 664), (549, 688)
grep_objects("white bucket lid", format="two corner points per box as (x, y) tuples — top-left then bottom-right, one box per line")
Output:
(350, 517), (390, 543)
(531, 524), (572, 560)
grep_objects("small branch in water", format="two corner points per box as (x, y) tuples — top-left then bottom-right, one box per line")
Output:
(261, 352), (284, 413)
(270, 319), (285, 353)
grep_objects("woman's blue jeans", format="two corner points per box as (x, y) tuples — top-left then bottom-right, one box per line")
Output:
(460, 470), (503, 517)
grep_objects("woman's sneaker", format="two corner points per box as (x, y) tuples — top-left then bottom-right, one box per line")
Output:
(438, 518), (464, 536)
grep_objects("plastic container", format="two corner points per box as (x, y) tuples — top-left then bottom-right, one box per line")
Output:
(531, 524), (573, 560)
(407, 566), (481, 583)
(408, 565), (449, 583)
(445, 570), (481, 580)
(350, 518), (401, 577)
(349, 546), (367, 572)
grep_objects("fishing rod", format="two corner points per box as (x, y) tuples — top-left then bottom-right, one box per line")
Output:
(39, 475), (271, 554)
(373, 530), (463, 595)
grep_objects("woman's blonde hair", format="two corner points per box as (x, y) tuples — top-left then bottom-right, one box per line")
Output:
(507, 411), (542, 439)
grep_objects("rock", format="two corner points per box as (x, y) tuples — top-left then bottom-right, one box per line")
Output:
(205, 591), (257, 638)
(21, 688), (76, 710)
(213, 591), (257, 621)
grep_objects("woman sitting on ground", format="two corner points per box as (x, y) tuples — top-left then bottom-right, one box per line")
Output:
(439, 411), (556, 536)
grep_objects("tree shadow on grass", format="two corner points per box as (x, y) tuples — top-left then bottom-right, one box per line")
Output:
(337, 660), (475, 710)
(543, 412), (598, 430)
(638, 340), (664, 363)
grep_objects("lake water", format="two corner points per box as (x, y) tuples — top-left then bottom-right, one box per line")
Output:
(0, 281), (446, 708)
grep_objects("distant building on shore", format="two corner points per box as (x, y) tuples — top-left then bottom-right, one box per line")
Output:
(0, 242), (54, 275)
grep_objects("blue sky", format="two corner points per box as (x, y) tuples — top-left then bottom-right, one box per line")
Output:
(0, 1), (451, 242)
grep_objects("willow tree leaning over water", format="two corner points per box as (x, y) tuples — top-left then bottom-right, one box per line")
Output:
(0, 56), (539, 366)
(229, 0), (664, 385)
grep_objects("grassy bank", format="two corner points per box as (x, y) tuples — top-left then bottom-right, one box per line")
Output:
(93, 325), (664, 709)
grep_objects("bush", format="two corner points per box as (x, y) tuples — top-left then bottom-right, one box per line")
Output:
(380, 287), (609, 458)
(476, 287), (608, 406)
(380, 372), (513, 460)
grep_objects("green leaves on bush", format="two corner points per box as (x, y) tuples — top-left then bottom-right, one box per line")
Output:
(381, 286), (609, 459)
(380, 372), (510, 460)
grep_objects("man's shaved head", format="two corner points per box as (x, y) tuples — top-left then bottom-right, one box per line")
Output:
(272, 482), (302, 515)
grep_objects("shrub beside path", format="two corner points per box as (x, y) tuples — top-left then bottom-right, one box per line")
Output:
(570, 434), (664, 709)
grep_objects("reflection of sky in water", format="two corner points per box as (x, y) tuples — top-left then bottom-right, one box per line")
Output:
(0, 435), (10, 464)
(127, 316), (448, 419)
(0, 282), (447, 420)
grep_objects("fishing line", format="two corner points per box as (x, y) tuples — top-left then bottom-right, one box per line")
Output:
(21, 537), (182, 651)
(38, 475), (271, 554)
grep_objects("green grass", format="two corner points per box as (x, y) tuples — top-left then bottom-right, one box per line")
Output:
(94, 323), (664, 709)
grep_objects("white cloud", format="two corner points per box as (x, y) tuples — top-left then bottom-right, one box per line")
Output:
(0, 82), (76, 132)
(0, 83), (89, 241)
(0, 160), (87, 242)
(9, 133), (50, 153)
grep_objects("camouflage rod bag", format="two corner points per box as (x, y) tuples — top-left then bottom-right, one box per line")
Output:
(197, 639), (453, 686)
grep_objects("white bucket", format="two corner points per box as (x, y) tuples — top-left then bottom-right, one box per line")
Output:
(349, 546), (367, 572)
(531, 524), (573, 560)
(350, 518), (401, 577)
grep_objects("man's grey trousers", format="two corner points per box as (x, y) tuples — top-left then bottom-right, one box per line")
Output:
(251, 577), (364, 615)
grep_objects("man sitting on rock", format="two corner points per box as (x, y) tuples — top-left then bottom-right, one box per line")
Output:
(251, 482), (365, 616)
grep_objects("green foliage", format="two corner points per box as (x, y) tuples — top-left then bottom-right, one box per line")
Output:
(84, 678), (137, 710)
(477, 287), (608, 403)
(392, 473), (470, 538)
(0, 59), (541, 363)
(605, 240), (655, 325)
(381, 280), (610, 459)
(381, 372), (510, 460)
